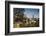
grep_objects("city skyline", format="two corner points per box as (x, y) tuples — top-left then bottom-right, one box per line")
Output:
(13, 8), (39, 28)
(24, 8), (39, 19)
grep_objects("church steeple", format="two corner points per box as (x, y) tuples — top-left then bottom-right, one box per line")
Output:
(32, 14), (34, 19)
(32, 12), (34, 20)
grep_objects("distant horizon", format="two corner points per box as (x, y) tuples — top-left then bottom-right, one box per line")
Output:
(14, 8), (39, 19)
(24, 8), (39, 19)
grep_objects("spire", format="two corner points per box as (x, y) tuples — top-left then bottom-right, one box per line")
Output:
(32, 12), (34, 20)
(33, 14), (34, 19)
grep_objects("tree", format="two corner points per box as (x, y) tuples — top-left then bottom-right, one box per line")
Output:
(13, 8), (25, 23)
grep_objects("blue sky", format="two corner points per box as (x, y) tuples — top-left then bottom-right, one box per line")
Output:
(24, 8), (39, 19)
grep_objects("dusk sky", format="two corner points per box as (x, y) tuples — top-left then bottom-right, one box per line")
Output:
(24, 8), (39, 19)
